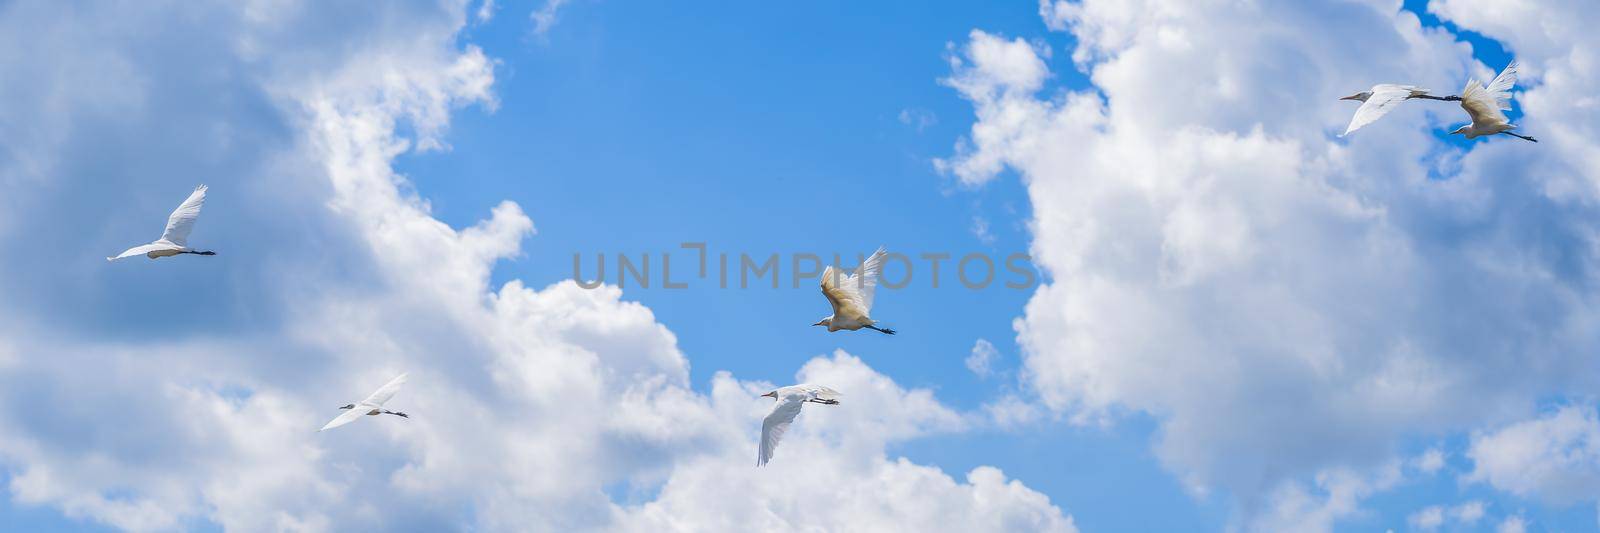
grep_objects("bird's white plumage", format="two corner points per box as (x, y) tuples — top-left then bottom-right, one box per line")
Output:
(1342, 84), (1427, 136)
(107, 243), (178, 261)
(319, 407), (368, 432)
(793, 383), (842, 402)
(757, 383), (841, 466)
(320, 372), (408, 432)
(1482, 59), (1518, 111)
(759, 395), (804, 466)
(107, 184), (210, 261)
(361, 372), (408, 406)
(160, 185), (207, 246)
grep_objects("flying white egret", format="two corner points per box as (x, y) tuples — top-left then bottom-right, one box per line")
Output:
(1339, 84), (1459, 136)
(815, 247), (895, 335)
(320, 373), (410, 431)
(107, 185), (217, 261)
(1450, 60), (1536, 142)
(757, 383), (841, 466)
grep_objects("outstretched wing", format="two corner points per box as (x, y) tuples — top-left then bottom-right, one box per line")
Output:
(1460, 79), (1507, 128)
(319, 408), (366, 432)
(819, 265), (849, 316)
(360, 373), (409, 407)
(106, 242), (176, 261)
(1483, 59), (1518, 111)
(820, 248), (887, 317)
(852, 247), (887, 311)
(806, 385), (842, 403)
(758, 395), (805, 466)
(1342, 85), (1414, 136)
(160, 185), (207, 247)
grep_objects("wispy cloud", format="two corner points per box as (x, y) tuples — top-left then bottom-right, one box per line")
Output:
(970, 215), (995, 244)
(530, 0), (571, 36)
(476, 0), (495, 23)
(898, 108), (937, 133)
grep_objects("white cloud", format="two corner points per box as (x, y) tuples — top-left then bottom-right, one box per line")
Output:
(1497, 514), (1527, 533)
(966, 338), (1000, 377)
(899, 107), (938, 132)
(619, 354), (1072, 532)
(1415, 448), (1446, 475)
(625, 459), (1074, 532)
(1252, 463), (1401, 533)
(972, 215), (997, 244)
(1468, 405), (1600, 505)
(530, 0), (571, 36)
(476, 0), (495, 23)
(1452, 500), (1486, 525)
(984, 394), (1043, 430)
(935, 31), (1054, 187)
(944, 0), (1600, 529)
(1405, 500), (1487, 531)
(0, 2), (1074, 531)
(1409, 505), (1444, 530)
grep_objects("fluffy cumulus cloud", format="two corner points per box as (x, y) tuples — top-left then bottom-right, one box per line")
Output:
(621, 354), (1071, 532)
(0, 1), (1071, 531)
(943, 0), (1600, 529)
(1468, 405), (1600, 505)
(967, 338), (1000, 377)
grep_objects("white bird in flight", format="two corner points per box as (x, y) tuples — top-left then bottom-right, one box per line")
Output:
(320, 373), (410, 431)
(758, 383), (841, 466)
(1339, 84), (1459, 136)
(1450, 60), (1537, 143)
(814, 247), (894, 335)
(107, 185), (217, 261)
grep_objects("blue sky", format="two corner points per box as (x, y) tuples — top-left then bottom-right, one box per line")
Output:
(4, 0), (1600, 531)
(408, 2), (1212, 527)
(402, 4), (1193, 528)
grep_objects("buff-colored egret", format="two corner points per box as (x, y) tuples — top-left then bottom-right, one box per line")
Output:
(815, 247), (895, 335)
(1450, 60), (1537, 142)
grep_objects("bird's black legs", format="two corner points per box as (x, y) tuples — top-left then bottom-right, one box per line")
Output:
(1409, 94), (1463, 101)
(806, 399), (840, 405)
(180, 250), (218, 256)
(383, 410), (409, 418)
(865, 325), (897, 335)
(1500, 131), (1539, 143)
